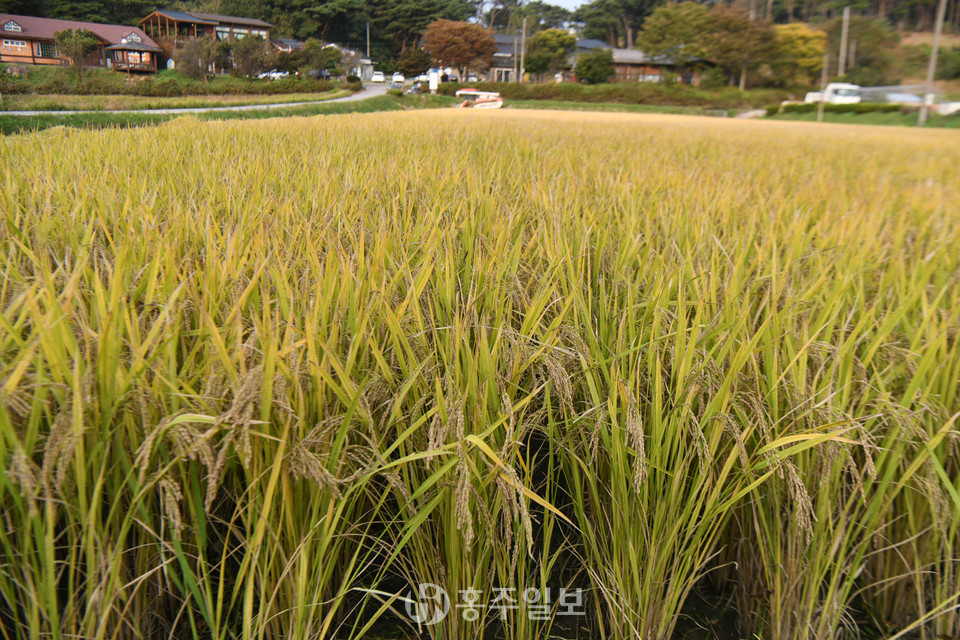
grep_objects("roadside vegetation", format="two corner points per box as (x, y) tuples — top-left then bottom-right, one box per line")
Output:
(0, 89), (351, 112)
(1, 109), (959, 640)
(0, 93), (452, 134)
(768, 107), (960, 127)
(439, 80), (793, 108)
(0, 66), (361, 99)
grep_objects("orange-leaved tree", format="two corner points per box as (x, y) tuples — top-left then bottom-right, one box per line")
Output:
(422, 19), (496, 81)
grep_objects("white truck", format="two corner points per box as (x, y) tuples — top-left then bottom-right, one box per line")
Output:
(804, 83), (861, 105)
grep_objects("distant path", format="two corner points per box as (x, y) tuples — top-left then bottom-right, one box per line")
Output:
(1, 82), (390, 117)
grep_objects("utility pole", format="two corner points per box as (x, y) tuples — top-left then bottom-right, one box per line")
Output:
(837, 6), (850, 76)
(818, 52), (829, 123)
(519, 15), (527, 84)
(919, 0), (948, 126)
(366, 22), (370, 59)
(512, 21), (518, 82)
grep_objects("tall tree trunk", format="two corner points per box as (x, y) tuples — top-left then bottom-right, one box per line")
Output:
(739, 64), (747, 90)
(878, 0), (886, 19)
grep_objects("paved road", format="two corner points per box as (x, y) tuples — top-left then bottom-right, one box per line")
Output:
(2, 82), (390, 117)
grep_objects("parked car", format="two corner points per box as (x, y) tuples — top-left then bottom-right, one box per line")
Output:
(257, 69), (289, 80)
(804, 83), (861, 104)
(371, 71), (385, 82)
(392, 72), (405, 84)
(883, 92), (923, 105)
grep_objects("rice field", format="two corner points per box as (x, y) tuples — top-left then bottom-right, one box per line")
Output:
(1, 110), (958, 640)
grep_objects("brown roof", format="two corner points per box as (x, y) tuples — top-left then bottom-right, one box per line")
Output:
(185, 12), (272, 28)
(1, 13), (159, 48)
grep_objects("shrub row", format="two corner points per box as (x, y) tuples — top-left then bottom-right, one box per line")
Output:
(437, 81), (791, 108)
(1, 66), (346, 97)
(779, 102), (904, 114)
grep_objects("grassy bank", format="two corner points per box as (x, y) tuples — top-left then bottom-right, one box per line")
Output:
(1, 66), (360, 98)
(768, 108), (960, 127)
(1, 110), (958, 640)
(505, 99), (734, 116)
(440, 80), (792, 108)
(0, 94), (453, 135)
(0, 89), (351, 112)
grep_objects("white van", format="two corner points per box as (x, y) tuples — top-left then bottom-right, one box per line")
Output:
(805, 83), (861, 104)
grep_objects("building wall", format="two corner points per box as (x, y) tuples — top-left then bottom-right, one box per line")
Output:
(488, 66), (516, 82)
(612, 62), (701, 86)
(1, 39), (109, 67)
(1, 37), (35, 63)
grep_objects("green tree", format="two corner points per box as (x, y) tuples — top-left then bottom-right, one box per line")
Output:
(636, 2), (710, 69)
(398, 47), (432, 77)
(823, 16), (899, 85)
(771, 23), (825, 86)
(702, 6), (777, 90)
(231, 35), (269, 77)
(575, 0), (656, 47)
(422, 18), (496, 80)
(53, 28), (100, 79)
(366, 0), (473, 52)
(574, 47), (614, 83)
(511, 0), (571, 31)
(525, 27), (576, 78)
(303, 39), (343, 73)
(175, 34), (219, 81)
(33, 0), (153, 24)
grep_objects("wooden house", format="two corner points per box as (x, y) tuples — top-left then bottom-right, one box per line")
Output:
(0, 13), (161, 72)
(139, 10), (271, 59)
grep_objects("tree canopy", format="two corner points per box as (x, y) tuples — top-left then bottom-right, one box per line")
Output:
(636, 2), (710, 67)
(574, 47), (614, 83)
(524, 27), (576, 77)
(422, 18), (496, 78)
(53, 28), (100, 78)
(702, 6), (778, 89)
(772, 23), (826, 85)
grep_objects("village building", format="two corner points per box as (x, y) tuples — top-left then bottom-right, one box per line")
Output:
(488, 33), (521, 82)
(1, 13), (161, 72)
(138, 10), (271, 59)
(610, 48), (703, 85)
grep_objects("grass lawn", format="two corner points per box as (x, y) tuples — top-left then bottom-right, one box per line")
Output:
(0, 89), (351, 112)
(505, 99), (735, 116)
(768, 108), (960, 128)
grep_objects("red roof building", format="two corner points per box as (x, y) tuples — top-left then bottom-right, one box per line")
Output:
(1, 13), (161, 72)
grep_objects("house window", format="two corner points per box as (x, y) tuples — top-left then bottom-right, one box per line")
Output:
(215, 27), (230, 40)
(38, 42), (57, 57)
(3, 39), (26, 48)
(3, 20), (22, 32)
